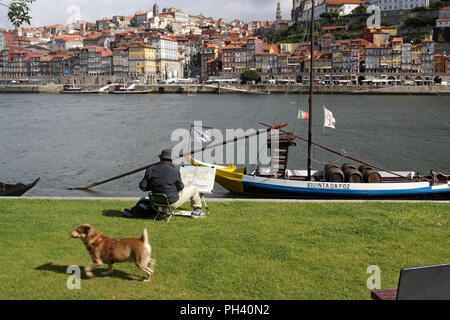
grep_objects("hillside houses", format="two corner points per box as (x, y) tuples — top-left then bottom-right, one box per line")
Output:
(0, 1), (448, 83)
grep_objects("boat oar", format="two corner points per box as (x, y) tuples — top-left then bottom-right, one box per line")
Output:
(259, 122), (413, 180)
(69, 125), (286, 191)
(68, 164), (159, 191)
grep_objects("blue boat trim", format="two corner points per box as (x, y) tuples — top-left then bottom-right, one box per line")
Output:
(242, 181), (450, 197)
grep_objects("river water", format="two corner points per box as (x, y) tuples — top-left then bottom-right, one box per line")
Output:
(0, 93), (449, 197)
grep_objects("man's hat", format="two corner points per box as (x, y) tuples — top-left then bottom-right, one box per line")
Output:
(159, 149), (173, 161)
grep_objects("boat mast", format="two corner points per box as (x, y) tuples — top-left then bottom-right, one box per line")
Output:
(307, 0), (315, 181)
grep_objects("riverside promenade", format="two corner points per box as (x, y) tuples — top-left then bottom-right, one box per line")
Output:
(1, 83), (450, 95)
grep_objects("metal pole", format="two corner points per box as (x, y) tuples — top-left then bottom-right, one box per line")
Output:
(307, 0), (315, 181)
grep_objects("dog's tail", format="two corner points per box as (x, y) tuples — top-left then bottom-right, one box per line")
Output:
(141, 228), (149, 244)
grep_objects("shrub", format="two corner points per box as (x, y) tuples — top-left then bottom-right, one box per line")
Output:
(240, 69), (261, 84)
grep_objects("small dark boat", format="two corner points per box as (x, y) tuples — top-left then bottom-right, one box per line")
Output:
(0, 178), (40, 197)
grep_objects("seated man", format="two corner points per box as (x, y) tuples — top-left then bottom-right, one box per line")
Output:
(138, 149), (206, 218)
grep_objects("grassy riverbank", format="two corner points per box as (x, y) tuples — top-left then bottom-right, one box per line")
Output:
(0, 199), (448, 300)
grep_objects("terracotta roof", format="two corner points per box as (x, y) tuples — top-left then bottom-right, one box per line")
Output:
(365, 43), (379, 49)
(350, 38), (371, 46)
(128, 42), (155, 49)
(27, 52), (42, 59)
(263, 44), (279, 54)
(2, 31), (17, 41)
(40, 56), (52, 62)
(101, 49), (113, 57)
(53, 35), (83, 42)
(222, 45), (238, 49)
(84, 36), (99, 41)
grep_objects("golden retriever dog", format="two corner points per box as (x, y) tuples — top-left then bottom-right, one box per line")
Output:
(70, 224), (155, 282)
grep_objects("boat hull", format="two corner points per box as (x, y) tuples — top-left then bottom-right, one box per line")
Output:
(60, 91), (99, 94)
(190, 158), (450, 200)
(109, 91), (150, 94)
(0, 178), (40, 197)
(241, 176), (450, 200)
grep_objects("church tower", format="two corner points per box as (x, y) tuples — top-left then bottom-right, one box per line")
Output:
(153, 2), (160, 15)
(276, 1), (282, 21)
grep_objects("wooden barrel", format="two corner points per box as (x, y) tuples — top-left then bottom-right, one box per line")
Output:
(324, 163), (340, 171)
(325, 166), (344, 182)
(341, 163), (357, 172)
(363, 169), (382, 183)
(358, 165), (373, 176)
(344, 168), (363, 183)
(358, 165), (382, 183)
(341, 163), (362, 183)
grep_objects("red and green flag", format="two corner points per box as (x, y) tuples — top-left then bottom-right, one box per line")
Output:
(297, 110), (309, 120)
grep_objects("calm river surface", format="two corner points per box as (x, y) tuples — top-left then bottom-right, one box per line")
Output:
(0, 93), (449, 197)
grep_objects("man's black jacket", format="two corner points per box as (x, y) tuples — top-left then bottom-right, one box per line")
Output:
(139, 160), (184, 204)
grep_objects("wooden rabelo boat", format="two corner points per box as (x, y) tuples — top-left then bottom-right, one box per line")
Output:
(189, 157), (450, 200)
(0, 178), (40, 197)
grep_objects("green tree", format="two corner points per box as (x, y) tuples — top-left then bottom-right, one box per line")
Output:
(7, 0), (35, 28)
(403, 16), (436, 28)
(437, 33), (445, 44)
(411, 6), (427, 12)
(240, 70), (261, 84)
(431, 1), (445, 9)
(352, 4), (367, 16)
(320, 12), (339, 20)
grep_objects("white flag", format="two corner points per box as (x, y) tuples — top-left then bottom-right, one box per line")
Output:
(190, 125), (213, 143)
(324, 106), (336, 129)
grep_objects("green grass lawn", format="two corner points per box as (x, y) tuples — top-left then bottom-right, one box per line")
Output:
(0, 199), (448, 300)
